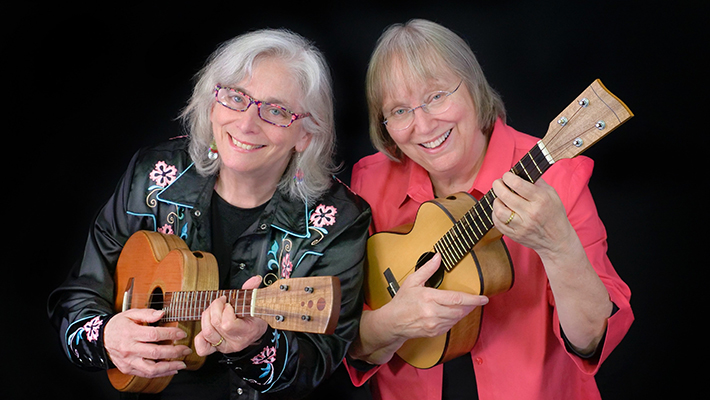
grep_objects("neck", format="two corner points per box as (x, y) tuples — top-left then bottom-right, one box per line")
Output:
(429, 142), (487, 198)
(215, 169), (278, 208)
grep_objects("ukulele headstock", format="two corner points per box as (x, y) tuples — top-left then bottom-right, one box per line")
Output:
(542, 79), (633, 162)
(254, 276), (341, 334)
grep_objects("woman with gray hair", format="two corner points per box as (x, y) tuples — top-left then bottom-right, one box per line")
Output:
(48, 28), (371, 399)
(346, 19), (632, 399)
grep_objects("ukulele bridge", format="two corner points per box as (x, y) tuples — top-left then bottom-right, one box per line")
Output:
(383, 268), (400, 298)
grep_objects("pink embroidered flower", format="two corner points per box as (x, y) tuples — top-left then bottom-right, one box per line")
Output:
(280, 253), (293, 279)
(309, 204), (337, 228)
(149, 161), (178, 187)
(251, 346), (277, 365)
(158, 224), (174, 235)
(83, 316), (104, 343)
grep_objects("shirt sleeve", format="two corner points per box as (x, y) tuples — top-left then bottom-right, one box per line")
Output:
(547, 157), (634, 374)
(47, 150), (145, 370)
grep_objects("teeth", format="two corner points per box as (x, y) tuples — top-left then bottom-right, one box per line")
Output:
(231, 136), (264, 150)
(421, 130), (451, 149)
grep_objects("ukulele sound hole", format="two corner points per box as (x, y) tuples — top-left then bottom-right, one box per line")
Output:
(148, 287), (164, 326)
(415, 251), (444, 289)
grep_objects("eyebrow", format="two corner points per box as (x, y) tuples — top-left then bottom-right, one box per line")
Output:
(232, 86), (295, 111)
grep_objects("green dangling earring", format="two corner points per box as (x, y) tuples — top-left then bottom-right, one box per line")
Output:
(207, 141), (219, 160)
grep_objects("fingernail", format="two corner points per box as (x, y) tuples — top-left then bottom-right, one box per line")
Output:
(183, 348), (193, 356)
(176, 330), (187, 339)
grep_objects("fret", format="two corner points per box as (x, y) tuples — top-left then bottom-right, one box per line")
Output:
(517, 159), (533, 182)
(433, 140), (560, 271)
(445, 232), (463, 260)
(528, 151), (543, 175)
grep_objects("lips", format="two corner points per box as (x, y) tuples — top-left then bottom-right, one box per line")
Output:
(420, 129), (451, 149)
(231, 135), (264, 150)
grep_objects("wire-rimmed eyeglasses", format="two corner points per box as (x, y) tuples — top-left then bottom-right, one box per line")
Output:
(214, 85), (311, 128)
(382, 81), (463, 131)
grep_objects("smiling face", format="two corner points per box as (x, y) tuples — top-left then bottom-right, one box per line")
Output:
(382, 68), (488, 194)
(210, 57), (312, 188)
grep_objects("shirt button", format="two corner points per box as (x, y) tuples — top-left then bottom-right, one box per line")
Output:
(237, 262), (246, 270)
(236, 387), (243, 395)
(475, 357), (484, 365)
(193, 209), (201, 217)
(259, 223), (267, 230)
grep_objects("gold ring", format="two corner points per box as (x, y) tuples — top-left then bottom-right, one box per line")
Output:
(211, 336), (224, 347)
(505, 211), (515, 225)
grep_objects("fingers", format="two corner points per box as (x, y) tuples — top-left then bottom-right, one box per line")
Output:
(402, 253), (442, 289)
(122, 356), (188, 379)
(104, 310), (191, 378)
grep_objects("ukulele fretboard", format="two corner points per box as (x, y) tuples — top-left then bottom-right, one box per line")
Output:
(434, 140), (555, 272)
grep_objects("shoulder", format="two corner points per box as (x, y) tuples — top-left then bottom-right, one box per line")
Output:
(133, 137), (192, 167)
(320, 176), (371, 216)
(351, 152), (405, 192)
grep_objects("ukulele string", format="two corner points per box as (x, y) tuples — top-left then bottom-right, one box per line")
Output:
(391, 99), (600, 287)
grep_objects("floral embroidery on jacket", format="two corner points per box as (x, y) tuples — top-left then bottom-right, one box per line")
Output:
(251, 346), (277, 384)
(280, 253), (293, 279)
(309, 204), (338, 228)
(158, 224), (174, 235)
(149, 161), (178, 187)
(82, 315), (103, 343)
(143, 161), (187, 239)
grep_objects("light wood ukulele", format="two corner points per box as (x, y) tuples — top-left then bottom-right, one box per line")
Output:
(365, 79), (633, 369)
(107, 230), (341, 393)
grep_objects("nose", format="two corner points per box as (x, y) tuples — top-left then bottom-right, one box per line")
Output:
(410, 106), (437, 133)
(234, 102), (262, 133)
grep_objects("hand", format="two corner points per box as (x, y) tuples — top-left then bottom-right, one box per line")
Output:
(387, 253), (489, 340)
(351, 253), (488, 365)
(492, 172), (613, 352)
(104, 309), (191, 378)
(194, 276), (269, 357)
(491, 172), (575, 256)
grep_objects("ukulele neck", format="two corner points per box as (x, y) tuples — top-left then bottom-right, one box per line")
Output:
(161, 289), (255, 322)
(435, 140), (555, 272)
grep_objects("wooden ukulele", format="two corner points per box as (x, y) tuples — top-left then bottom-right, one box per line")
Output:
(365, 79), (633, 369)
(107, 230), (341, 393)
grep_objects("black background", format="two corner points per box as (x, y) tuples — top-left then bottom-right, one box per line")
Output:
(5, 1), (703, 398)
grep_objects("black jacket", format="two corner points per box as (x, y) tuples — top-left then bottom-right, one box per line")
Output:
(48, 138), (371, 399)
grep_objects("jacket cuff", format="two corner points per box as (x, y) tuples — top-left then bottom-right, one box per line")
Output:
(220, 327), (288, 391)
(66, 314), (114, 370)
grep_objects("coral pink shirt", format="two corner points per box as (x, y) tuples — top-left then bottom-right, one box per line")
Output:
(347, 119), (633, 400)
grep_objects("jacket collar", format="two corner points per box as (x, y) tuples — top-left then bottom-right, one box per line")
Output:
(157, 163), (311, 237)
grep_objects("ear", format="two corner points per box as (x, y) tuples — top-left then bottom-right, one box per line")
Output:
(294, 131), (313, 153)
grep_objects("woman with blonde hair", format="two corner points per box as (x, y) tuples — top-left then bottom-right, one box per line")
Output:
(346, 19), (633, 399)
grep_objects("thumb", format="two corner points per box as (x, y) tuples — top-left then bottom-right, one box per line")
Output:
(402, 252), (442, 288)
(241, 275), (262, 290)
(123, 308), (165, 324)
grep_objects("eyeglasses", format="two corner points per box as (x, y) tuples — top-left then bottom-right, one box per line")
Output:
(382, 81), (463, 131)
(214, 85), (311, 128)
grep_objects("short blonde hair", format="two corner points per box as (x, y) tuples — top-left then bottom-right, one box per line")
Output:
(181, 28), (336, 203)
(366, 19), (506, 161)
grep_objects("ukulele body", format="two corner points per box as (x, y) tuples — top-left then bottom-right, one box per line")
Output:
(108, 231), (219, 393)
(365, 192), (514, 369)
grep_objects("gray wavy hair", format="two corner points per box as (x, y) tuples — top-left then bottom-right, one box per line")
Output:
(181, 28), (336, 203)
(366, 19), (506, 161)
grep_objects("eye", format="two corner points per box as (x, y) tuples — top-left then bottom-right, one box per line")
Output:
(391, 107), (409, 118)
(427, 92), (446, 104)
(263, 104), (291, 121)
(229, 92), (246, 104)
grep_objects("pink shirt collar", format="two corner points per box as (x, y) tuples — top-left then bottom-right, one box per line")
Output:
(401, 118), (517, 205)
